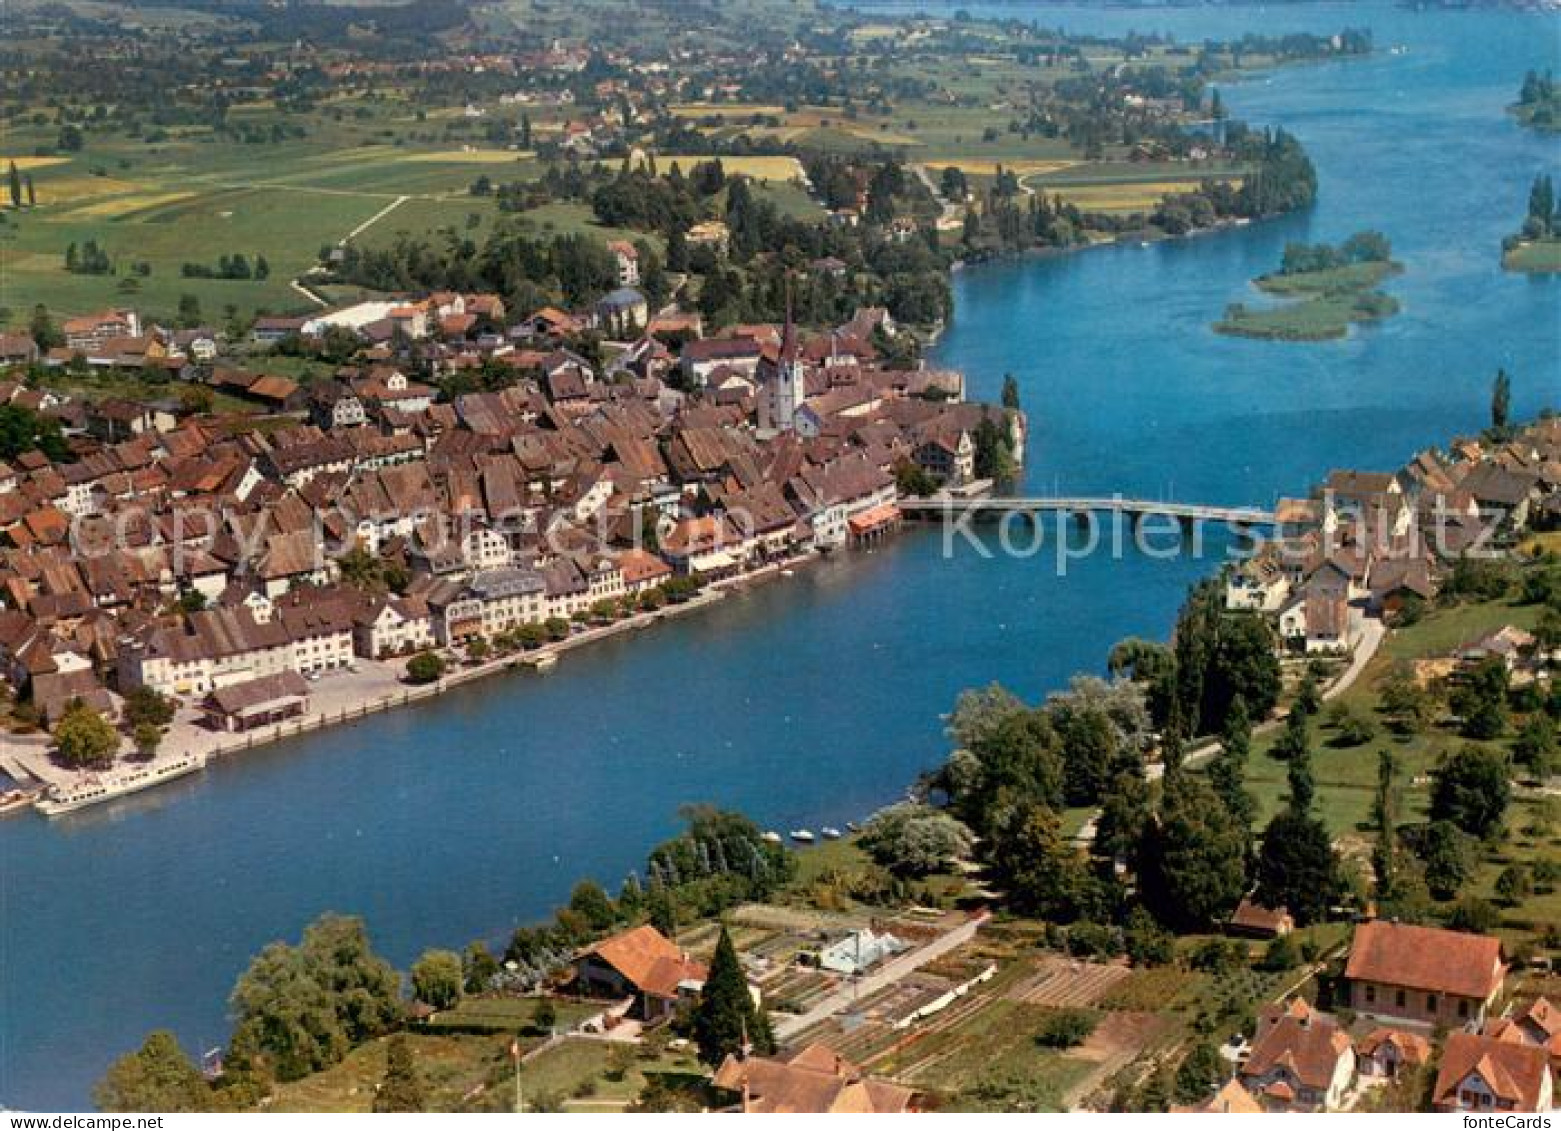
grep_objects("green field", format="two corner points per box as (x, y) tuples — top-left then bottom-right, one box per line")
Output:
(0, 99), (565, 328)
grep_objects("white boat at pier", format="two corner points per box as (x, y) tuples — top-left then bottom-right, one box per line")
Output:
(34, 751), (209, 817)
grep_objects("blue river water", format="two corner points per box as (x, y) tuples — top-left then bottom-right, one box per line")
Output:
(2, 1), (1558, 1110)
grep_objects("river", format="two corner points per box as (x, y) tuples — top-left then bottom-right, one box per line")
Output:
(1, 1), (1557, 1110)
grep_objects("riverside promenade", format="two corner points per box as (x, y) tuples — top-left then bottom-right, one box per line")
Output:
(2, 551), (822, 812)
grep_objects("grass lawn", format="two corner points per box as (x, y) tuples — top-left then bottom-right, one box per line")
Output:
(1503, 238), (1561, 273)
(1232, 590), (1556, 946)
(267, 1032), (511, 1113)
(421, 995), (597, 1034)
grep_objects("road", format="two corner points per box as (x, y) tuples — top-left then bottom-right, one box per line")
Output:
(773, 912), (989, 1042)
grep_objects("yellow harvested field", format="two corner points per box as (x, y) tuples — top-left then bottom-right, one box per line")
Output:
(402, 149), (535, 164)
(668, 103), (786, 118)
(1047, 178), (1243, 213)
(658, 155), (805, 181)
(56, 191), (195, 219)
(0, 156), (72, 171)
(0, 249), (62, 271)
(835, 124), (922, 146)
(32, 176), (145, 205)
(931, 159), (1079, 177)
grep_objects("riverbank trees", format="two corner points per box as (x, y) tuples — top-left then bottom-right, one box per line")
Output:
(228, 914), (401, 1084)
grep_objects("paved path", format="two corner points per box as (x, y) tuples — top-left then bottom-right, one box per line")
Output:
(343, 194), (409, 243)
(773, 912), (989, 1042)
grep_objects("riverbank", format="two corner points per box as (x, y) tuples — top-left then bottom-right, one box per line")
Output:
(9, 550), (835, 818)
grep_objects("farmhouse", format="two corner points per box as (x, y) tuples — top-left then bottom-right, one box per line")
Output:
(1344, 920), (1506, 1027)
(571, 924), (708, 1021)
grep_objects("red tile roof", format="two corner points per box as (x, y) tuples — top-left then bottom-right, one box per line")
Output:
(1434, 1032), (1551, 1112)
(578, 925), (706, 1000)
(1345, 921), (1504, 1001)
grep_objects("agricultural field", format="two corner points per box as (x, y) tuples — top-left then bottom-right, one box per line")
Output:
(0, 101), (554, 328)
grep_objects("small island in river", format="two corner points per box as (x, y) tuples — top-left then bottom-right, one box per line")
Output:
(1214, 230), (1402, 341)
(1502, 173), (1561, 274)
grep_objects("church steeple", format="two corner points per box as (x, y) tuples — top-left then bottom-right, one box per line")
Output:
(760, 282), (806, 433)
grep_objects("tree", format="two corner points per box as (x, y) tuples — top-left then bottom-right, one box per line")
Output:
(989, 800), (1094, 921)
(533, 996), (558, 1035)
(1513, 712), (1557, 779)
(373, 1035), (425, 1113)
(406, 651), (445, 684)
(1255, 732), (1340, 924)
(1430, 745), (1511, 840)
(29, 304), (63, 350)
(567, 880), (617, 932)
(1138, 775), (1248, 931)
(1378, 662), (1431, 734)
(1034, 1009), (1097, 1049)
(229, 914), (400, 1082)
(1170, 581), (1281, 737)
(1419, 820), (1476, 901)
(1173, 1041), (1224, 1105)
(0, 401), (69, 461)
(462, 942), (498, 993)
(95, 1031), (211, 1112)
(411, 949), (463, 1010)
(124, 685), (176, 730)
(132, 721), (162, 760)
(7, 161), (20, 210)
(1372, 748), (1402, 901)
(1207, 695), (1257, 852)
(177, 294), (203, 330)
(859, 802), (973, 876)
(1001, 373), (1021, 411)
(1452, 656), (1509, 739)
(1255, 808), (1340, 925)
(55, 699), (119, 769)
(693, 926), (773, 1066)
(1491, 369), (1511, 435)
(1495, 864), (1532, 905)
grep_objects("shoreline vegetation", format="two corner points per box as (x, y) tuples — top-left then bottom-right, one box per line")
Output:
(1501, 173), (1561, 274)
(1511, 67), (1560, 132)
(1214, 230), (1402, 341)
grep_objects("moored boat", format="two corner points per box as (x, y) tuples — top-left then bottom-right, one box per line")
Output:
(35, 751), (208, 817)
(821, 826), (842, 840)
(761, 830), (782, 844)
(789, 828), (815, 843)
(0, 788), (36, 817)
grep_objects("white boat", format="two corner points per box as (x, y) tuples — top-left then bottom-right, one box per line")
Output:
(35, 751), (208, 817)
(789, 829), (815, 844)
(821, 827), (842, 840)
(0, 788), (35, 817)
(761, 830), (782, 844)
